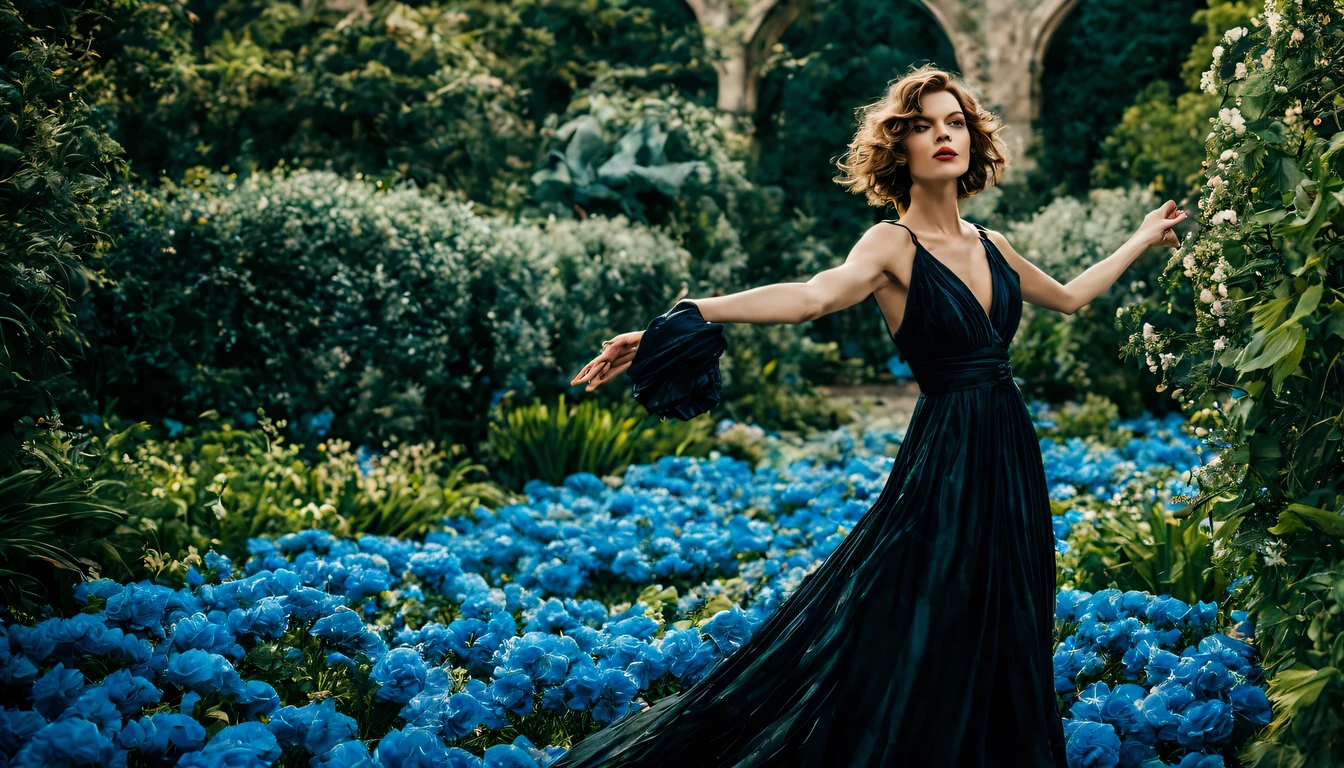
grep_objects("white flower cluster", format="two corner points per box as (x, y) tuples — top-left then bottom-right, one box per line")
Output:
(1265, 8), (1282, 35)
(1217, 107), (1247, 135)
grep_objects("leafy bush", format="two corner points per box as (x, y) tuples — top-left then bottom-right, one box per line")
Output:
(1089, 0), (1260, 201)
(0, 0), (137, 611)
(1042, 393), (1126, 444)
(1124, 3), (1344, 762)
(0, 0), (126, 470)
(531, 110), (710, 221)
(84, 0), (535, 212)
(72, 169), (697, 448)
(528, 88), (847, 349)
(0, 462), (126, 615)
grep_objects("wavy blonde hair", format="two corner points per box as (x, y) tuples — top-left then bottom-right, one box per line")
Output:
(834, 65), (1010, 214)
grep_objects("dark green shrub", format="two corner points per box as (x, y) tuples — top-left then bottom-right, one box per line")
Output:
(72, 168), (699, 447)
(0, 0), (138, 611)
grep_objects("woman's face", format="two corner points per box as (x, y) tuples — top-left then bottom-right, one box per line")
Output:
(901, 89), (972, 183)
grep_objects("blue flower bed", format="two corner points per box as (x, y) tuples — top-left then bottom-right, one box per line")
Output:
(0, 414), (1265, 767)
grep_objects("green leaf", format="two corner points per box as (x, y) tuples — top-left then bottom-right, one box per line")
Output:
(1264, 665), (1341, 733)
(1269, 503), (1344, 537)
(1327, 301), (1344, 338)
(1270, 332), (1307, 393)
(1320, 129), (1344, 164)
(1284, 282), (1323, 326)
(1266, 152), (1306, 195)
(1239, 323), (1306, 372)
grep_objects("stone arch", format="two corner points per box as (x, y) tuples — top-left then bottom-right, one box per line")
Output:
(689, 0), (1078, 175)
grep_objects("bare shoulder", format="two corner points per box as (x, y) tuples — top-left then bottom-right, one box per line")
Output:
(981, 227), (1024, 262)
(855, 220), (915, 262)
(850, 221), (915, 288)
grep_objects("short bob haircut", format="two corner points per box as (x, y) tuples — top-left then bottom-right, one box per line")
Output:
(834, 65), (1010, 215)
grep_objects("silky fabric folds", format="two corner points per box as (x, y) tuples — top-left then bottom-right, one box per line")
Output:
(553, 221), (1068, 767)
(626, 300), (727, 421)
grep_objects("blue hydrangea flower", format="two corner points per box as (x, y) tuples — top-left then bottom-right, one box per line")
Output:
(371, 647), (428, 704)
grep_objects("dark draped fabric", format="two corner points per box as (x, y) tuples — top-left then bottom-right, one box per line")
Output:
(626, 300), (727, 422)
(555, 221), (1069, 767)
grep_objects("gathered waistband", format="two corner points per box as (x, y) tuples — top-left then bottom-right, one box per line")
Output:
(908, 346), (1017, 396)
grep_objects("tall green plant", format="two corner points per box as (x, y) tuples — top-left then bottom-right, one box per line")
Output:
(1072, 503), (1227, 604)
(0, 0), (127, 470)
(1124, 1), (1344, 762)
(0, 422), (144, 614)
(0, 0), (135, 610)
(532, 111), (709, 221)
(484, 393), (715, 489)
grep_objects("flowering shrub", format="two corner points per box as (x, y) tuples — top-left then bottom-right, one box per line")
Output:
(0, 414), (1264, 766)
(1121, 0), (1344, 761)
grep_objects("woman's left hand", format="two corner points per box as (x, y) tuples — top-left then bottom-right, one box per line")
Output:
(1136, 200), (1188, 249)
(571, 330), (644, 391)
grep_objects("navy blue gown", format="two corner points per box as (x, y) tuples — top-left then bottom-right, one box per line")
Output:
(554, 221), (1070, 767)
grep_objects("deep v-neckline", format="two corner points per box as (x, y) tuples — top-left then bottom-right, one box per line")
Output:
(917, 238), (996, 324)
(883, 221), (997, 336)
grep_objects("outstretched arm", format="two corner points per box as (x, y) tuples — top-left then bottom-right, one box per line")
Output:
(988, 200), (1187, 315)
(683, 226), (901, 324)
(571, 224), (904, 390)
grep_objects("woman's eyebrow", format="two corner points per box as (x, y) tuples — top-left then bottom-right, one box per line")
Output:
(914, 110), (965, 122)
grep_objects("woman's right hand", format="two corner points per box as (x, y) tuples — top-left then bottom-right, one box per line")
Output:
(571, 330), (645, 391)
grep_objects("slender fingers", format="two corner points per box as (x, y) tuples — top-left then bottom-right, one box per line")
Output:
(572, 340), (639, 386)
(585, 348), (639, 390)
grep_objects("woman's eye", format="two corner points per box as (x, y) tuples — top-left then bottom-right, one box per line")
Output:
(912, 121), (962, 132)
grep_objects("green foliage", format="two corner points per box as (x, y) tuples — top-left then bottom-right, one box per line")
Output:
(1123, 2), (1344, 761)
(1030, 0), (1206, 198)
(72, 168), (698, 448)
(1091, 80), (1221, 198)
(0, 0), (127, 471)
(483, 392), (715, 489)
(1090, 0), (1261, 201)
(1045, 393), (1126, 444)
(0, 0), (138, 611)
(1005, 185), (1178, 414)
(0, 459), (126, 614)
(1066, 500), (1228, 606)
(716, 324), (854, 434)
(531, 109), (710, 221)
(530, 88), (759, 290)
(84, 0), (536, 213)
(100, 409), (515, 561)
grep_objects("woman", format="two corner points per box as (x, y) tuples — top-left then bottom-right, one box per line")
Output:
(559, 65), (1186, 767)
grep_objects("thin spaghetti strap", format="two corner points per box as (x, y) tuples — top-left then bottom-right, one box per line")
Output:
(882, 220), (919, 246)
(972, 222), (988, 240)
